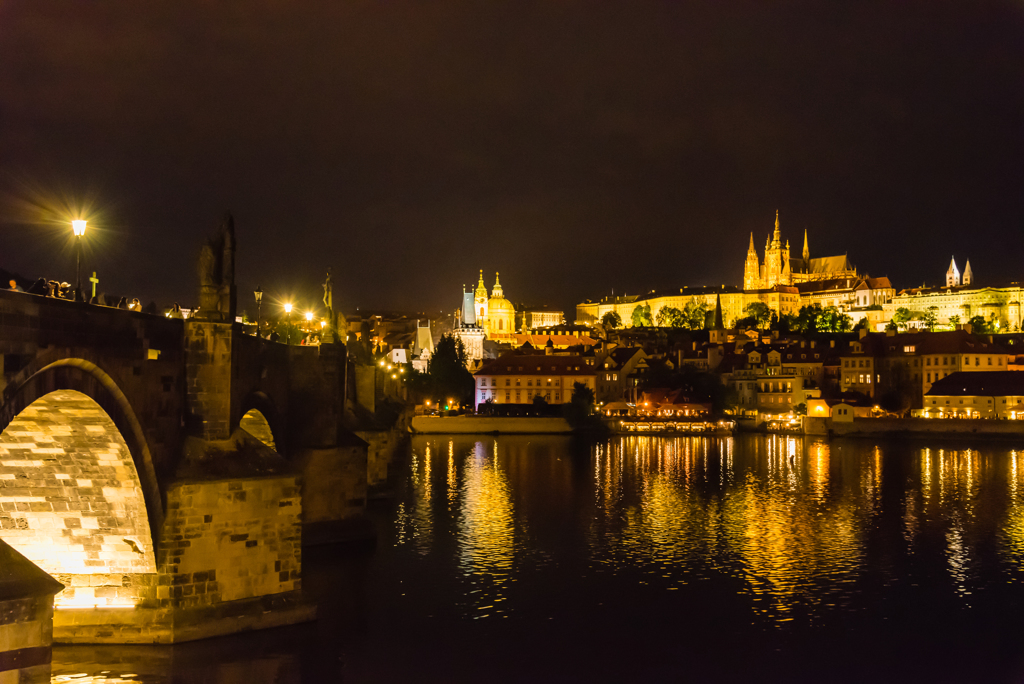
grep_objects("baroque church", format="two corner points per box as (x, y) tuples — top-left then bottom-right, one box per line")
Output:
(454, 272), (517, 370)
(743, 211), (858, 290)
(472, 271), (516, 340)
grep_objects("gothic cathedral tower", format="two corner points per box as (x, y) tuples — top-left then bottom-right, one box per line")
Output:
(763, 210), (790, 288)
(743, 233), (761, 290)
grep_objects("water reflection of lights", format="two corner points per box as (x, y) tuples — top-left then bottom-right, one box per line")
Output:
(593, 435), (867, 620)
(394, 443), (434, 553)
(399, 435), (1024, 631)
(457, 441), (515, 618)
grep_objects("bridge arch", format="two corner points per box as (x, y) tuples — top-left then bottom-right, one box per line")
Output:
(0, 387), (157, 606)
(0, 356), (165, 607)
(239, 391), (283, 454)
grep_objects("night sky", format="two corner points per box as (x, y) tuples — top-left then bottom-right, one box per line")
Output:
(1, 1), (1022, 317)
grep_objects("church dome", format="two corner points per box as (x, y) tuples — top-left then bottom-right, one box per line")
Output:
(489, 295), (515, 313)
(488, 272), (515, 313)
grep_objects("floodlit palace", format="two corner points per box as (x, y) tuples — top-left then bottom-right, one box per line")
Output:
(575, 211), (1024, 332)
(577, 211), (894, 328)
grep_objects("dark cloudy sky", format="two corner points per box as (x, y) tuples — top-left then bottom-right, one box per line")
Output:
(1, 1), (1022, 317)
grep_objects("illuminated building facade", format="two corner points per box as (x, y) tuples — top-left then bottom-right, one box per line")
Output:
(885, 260), (1022, 330)
(922, 371), (1024, 418)
(474, 353), (597, 406)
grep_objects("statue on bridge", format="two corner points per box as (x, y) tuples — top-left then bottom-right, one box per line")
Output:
(322, 268), (349, 345)
(195, 213), (237, 322)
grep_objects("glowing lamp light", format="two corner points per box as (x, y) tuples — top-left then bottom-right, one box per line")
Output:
(320, 320), (326, 328)
(72, 219), (87, 236)
(283, 303), (293, 314)
(305, 311), (313, 322)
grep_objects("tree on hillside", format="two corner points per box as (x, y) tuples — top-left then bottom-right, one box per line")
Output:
(949, 314), (961, 327)
(631, 303), (653, 327)
(923, 306), (939, 331)
(744, 302), (772, 330)
(601, 311), (622, 329)
(655, 306), (686, 327)
(794, 304), (821, 334)
(683, 300), (709, 330)
(816, 305), (853, 333)
(427, 333), (475, 407)
(892, 307), (912, 331)
(967, 315), (992, 334)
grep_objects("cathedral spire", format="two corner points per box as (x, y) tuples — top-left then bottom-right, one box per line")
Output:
(772, 209), (781, 247)
(748, 232), (756, 254)
(474, 270), (487, 298)
(802, 228), (810, 263)
(492, 272), (504, 298)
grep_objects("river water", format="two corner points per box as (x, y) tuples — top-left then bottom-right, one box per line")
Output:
(53, 434), (1024, 683)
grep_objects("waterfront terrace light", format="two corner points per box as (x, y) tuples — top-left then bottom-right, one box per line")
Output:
(72, 219), (87, 236)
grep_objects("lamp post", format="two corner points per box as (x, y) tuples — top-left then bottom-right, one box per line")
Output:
(72, 220), (87, 299)
(305, 311), (313, 334)
(254, 286), (263, 338)
(284, 302), (293, 345)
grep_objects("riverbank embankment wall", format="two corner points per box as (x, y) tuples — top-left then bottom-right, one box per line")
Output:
(830, 417), (1024, 439)
(410, 416), (572, 434)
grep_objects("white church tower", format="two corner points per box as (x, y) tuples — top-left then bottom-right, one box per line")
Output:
(962, 260), (973, 286)
(946, 257), (961, 287)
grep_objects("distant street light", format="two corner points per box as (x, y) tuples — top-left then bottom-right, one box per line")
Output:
(305, 311), (313, 333)
(284, 302), (293, 345)
(254, 286), (263, 338)
(72, 220), (87, 299)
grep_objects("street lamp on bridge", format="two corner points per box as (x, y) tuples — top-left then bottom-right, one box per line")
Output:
(283, 302), (293, 345)
(72, 220), (87, 300)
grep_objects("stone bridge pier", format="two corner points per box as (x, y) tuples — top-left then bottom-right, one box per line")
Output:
(0, 250), (367, 643)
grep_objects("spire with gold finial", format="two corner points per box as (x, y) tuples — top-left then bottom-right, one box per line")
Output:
(772, 209), (781, 247)
(802, 228), (810, 264)
(748, 232), (757, 254)
(492, 272), (504, 298)
(474, 269), (487, 299)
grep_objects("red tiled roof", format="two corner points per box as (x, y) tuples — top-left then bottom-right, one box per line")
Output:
(476, 353), (597, 376)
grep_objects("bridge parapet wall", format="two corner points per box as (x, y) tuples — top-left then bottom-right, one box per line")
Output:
(0, 290), (186, 489)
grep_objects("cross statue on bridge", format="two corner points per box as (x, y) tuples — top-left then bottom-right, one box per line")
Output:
(89, 271), (99, 299)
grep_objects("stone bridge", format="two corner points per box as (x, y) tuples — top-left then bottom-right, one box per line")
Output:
(0, 285), (366, 643)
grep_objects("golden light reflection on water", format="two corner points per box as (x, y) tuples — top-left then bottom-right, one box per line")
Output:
(594, 436), (870, 618)
(457, 440), (515, 618)
(394, 443), (433, 554)
(401, 434), (1024, 627)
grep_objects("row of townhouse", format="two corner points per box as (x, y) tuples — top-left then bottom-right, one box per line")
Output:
(840, 330), (1010, 409)
(719, 337), (846, 414)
